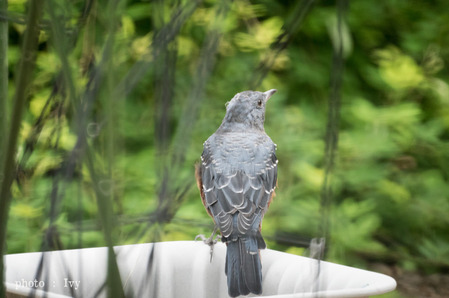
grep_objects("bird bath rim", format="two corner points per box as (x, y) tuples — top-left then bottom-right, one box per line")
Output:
(5, 241), (397, 298)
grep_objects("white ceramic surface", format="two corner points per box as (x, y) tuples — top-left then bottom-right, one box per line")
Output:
(5, 241), (396, 298)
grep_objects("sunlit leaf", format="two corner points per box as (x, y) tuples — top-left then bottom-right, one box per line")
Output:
(11, 204), (43, 219)
(234, 17), (283, 52)
(374, 46), (425, 90)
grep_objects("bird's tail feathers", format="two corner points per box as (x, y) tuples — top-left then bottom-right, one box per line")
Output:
(225, 232), (264, 297)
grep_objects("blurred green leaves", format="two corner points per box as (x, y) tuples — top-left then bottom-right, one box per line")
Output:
(234, 17), (283, 51)
(2, 0), (449, 283)
(375, 47), (425, 90)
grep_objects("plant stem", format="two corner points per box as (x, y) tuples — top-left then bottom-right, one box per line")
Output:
(319, 0), (348, 244)
(0, 0), (44, 296)
(0, 0), (8, 166)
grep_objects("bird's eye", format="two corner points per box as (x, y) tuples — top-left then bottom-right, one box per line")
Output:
(257, 99), (263, 107)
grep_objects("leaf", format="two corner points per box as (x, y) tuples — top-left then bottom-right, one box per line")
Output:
(377, 180), (411, 204)
(374, 46), (425, 90)
(11, 203), (43, 219)
(234, 17), (283, 52)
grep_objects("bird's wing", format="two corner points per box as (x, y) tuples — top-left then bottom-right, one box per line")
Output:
(199, 133), (278, 240)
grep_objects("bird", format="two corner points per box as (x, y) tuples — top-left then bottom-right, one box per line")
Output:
(195, 89), (278, 297)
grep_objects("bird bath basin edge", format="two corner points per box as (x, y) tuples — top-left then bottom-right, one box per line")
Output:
(5, 241), (396, 298)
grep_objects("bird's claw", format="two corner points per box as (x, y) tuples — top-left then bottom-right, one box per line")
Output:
(195, 228), (220, 262)
(195, 234), (207, 242)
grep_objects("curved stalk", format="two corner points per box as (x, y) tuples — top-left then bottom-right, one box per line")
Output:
(0, 0), (44, 296)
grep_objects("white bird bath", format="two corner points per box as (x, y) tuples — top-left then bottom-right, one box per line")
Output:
(4, 241), (396, 298)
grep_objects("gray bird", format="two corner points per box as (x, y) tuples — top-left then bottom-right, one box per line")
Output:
(196, 89), (278, 297)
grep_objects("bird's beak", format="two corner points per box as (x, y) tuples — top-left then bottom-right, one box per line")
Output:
(264, 89), (277, 102)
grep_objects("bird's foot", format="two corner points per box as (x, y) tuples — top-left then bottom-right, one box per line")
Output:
(195, 227), (220, 262)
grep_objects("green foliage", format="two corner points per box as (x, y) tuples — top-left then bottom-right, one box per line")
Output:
(2, 0), (449, 287)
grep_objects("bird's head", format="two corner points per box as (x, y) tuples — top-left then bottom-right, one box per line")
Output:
(219, 89), (277, 132)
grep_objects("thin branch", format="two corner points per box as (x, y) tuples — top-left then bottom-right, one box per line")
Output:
(0, 0), (45, 296)
(172, 0), (232, 166)
(319, 0), (348, 248)
(0, 0), (8, 169)
(17, 0), (96, 179)
(147, 0), (232, 237)
(0, 10), (27, 25)
(249, 0), (316, 89)
(114, 0), (202, 98)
